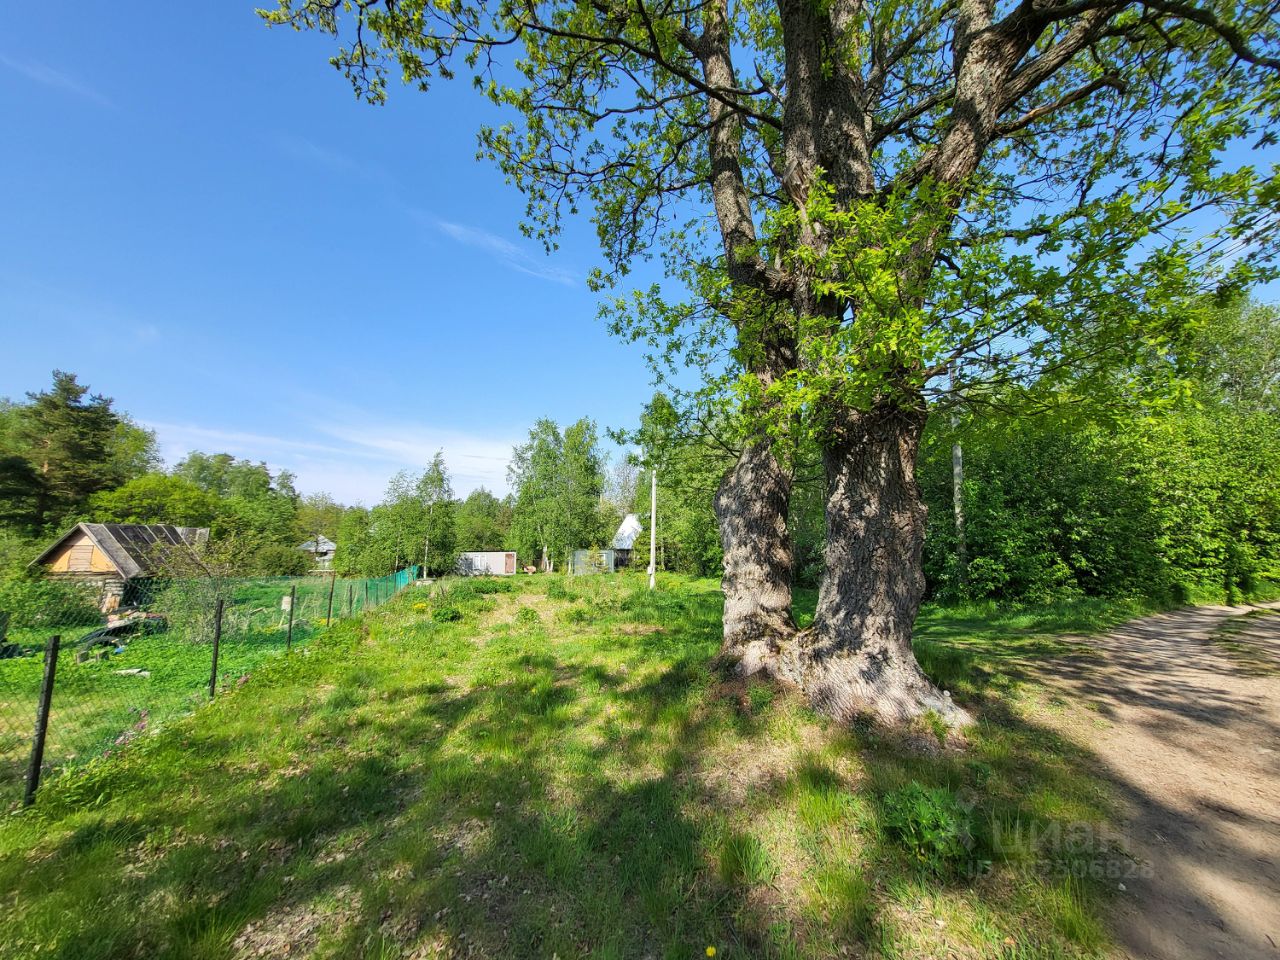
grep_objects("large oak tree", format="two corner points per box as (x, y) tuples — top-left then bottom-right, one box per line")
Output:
(266, 0), (1280, 725)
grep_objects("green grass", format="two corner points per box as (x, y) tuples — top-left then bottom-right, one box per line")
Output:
(0, 574), (411, 808)
(0, 574), (1137, 959)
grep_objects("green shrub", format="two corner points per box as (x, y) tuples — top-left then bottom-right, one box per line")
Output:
(0, 577), (102, 629)
(250, 544), (313, 577)
(444, 580), (479, 602)
(881, 782), (975, 876)
(152, 579), (223, 644)
(514, 607), (541, 626)
(546, 579), (571, 601)
(556, 605), (591, 624)
(432, 606), (462, 623)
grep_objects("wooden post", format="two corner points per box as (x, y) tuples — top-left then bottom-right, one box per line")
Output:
(23, 635), (60, 807)
(208, 598), (224, 700)
(326, 574), (336, 626)
(346, 584), (353, 617)
(286, 584), (296, 653)
(364, 580), (369, 611)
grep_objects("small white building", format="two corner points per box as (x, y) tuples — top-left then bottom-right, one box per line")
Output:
(613, 514), (642, 549)
(612, 513), (643, 568)
(456, 551), (518, 576)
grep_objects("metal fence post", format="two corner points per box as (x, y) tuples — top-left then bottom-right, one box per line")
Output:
(286, 584), (296, 653)
(364, 580), (369, 611)
(23, 635), (61, 807)
(326, 574), (336, 626)
(347, 584), (353, 617)
(208, 598), (224, 700)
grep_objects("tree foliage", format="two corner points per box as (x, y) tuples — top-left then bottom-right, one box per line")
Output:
(921, 405), (1280, 605)
(507, 418), (609, 565)
(173, 452), (300, 545)
(330, 453), (458, 576)
(88, 474), (224, 529)
(266, 0), (1280, 428)
(0, 371), (158, 534)
(455, 487), (512, 552)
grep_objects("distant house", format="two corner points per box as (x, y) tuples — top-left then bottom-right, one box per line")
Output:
(456, 551), (517, 576)
(32, 523), (210, 612)
(298, 535), (337, 570)
(612, 513), (644, 569)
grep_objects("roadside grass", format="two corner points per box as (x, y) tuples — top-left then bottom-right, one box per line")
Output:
(0, 574), (1135, 959)
(0, 576), (405, 806)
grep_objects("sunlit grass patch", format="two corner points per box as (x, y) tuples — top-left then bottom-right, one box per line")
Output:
(0, 574), (1132, 960)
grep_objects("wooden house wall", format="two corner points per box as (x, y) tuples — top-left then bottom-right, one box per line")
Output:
(43, 531), (118, 574)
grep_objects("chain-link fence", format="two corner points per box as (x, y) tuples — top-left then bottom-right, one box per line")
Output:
(0, 566), (420, 809)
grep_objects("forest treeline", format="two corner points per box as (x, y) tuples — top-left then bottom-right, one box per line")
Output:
(2, 296), (1277, 603)
(641, 296), (1280, 605)
(0, 376), (634, 581)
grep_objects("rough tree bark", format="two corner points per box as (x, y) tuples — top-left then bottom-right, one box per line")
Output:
(714, 439), (797, 675)
(794, 403), (972, 726)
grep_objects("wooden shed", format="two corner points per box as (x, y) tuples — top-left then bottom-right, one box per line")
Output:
(32, 523), (210, 611)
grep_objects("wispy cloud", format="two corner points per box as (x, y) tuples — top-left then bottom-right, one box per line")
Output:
(273, 133), (395, 189)
(0, 54), (113, 107)
(317, 421), (517, 491)
(274, 133), (359, 174)
(145, 422), (361, 462)
(144, 417), (517, 504)
(429, 216), (578, 286)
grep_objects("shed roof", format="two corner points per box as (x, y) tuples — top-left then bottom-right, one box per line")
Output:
(32, 523), (210, 579)
(299, 536), (337, 553)
(613, 514), (644, 550)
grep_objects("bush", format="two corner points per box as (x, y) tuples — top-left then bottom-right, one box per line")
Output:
(0, 577), (102, 629)
(514, 606), (541, 626)
(546, 579), (572, 601)
(469, 577), (512, 595)
(920, 408), (1280, 605)
(432, 606), (462, 623)
(0, 529), (38, 580)
(556, 604), (591, 624)
(152, 579), (223, 644)
(880, 782), (976, 876)
(250, 544), (313, 577)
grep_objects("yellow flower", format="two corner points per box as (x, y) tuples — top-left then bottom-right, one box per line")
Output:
(706, 949), (716, 958)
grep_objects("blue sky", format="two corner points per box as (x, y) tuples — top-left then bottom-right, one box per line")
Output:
(0, 2), (658, 503)
(5, 6), (1276, 505)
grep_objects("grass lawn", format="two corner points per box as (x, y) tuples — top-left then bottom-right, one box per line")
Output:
(0, 575), (410, 807)
(0, 574), (1140, 959)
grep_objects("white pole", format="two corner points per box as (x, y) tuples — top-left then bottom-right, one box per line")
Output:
(648, 467), (657, 590)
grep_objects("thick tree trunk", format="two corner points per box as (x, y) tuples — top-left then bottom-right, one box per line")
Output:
(714, 440), (798, 675)
(793, 404), (972, 727)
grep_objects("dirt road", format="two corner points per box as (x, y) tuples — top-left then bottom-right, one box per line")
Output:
(1038, 604), (1280, 959)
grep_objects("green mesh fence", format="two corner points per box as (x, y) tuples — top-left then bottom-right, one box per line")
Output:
(0, 567), (420, 809)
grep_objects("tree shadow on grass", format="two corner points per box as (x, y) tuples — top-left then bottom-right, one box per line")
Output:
(4, 589), (1263, 960)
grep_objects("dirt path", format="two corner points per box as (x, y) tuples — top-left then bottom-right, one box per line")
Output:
(1032, 603), (1280, 960)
